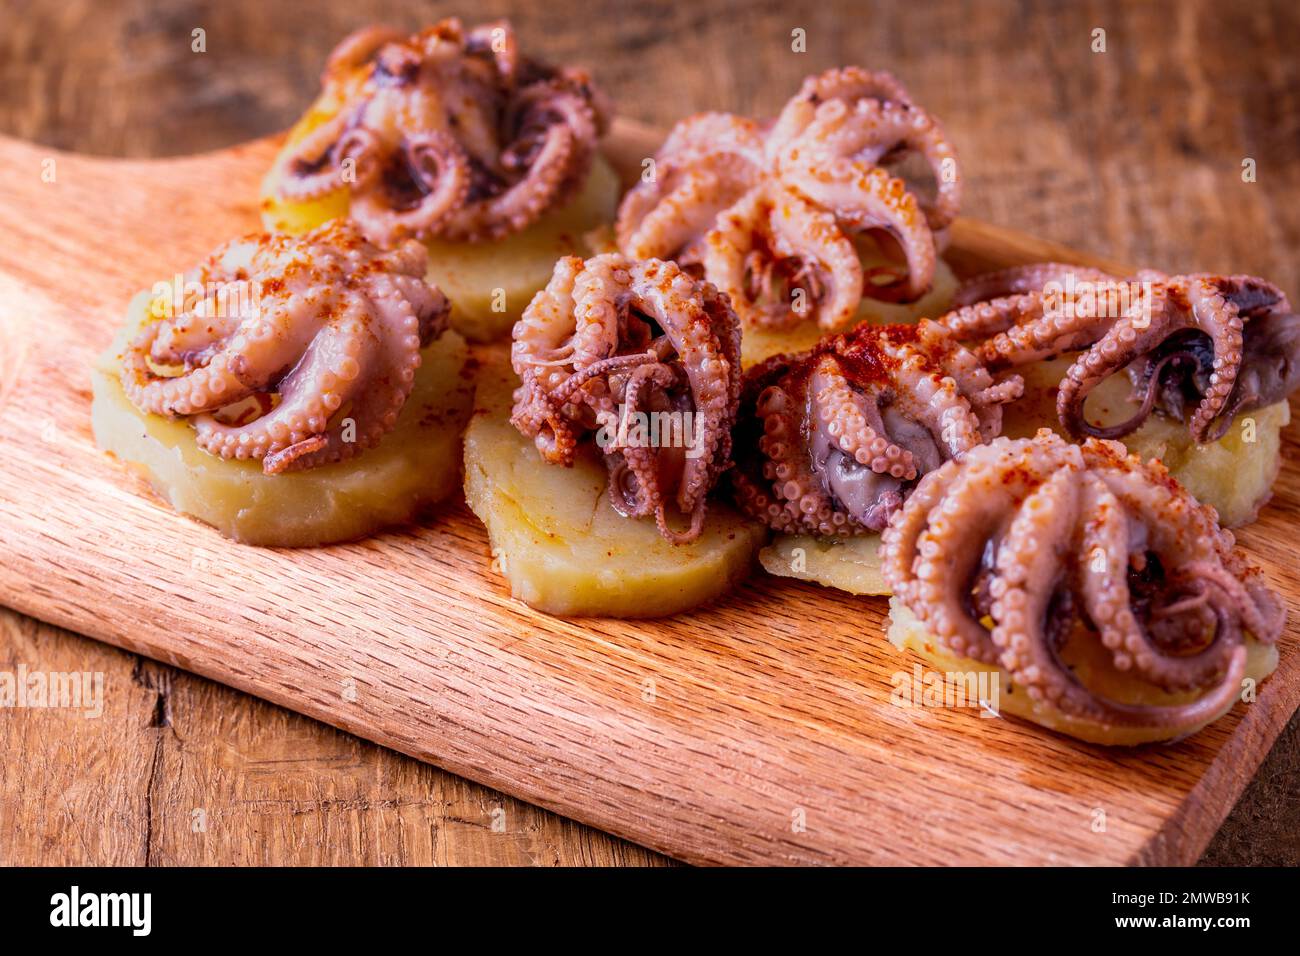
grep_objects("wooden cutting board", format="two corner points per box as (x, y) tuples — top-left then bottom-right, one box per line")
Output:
(1, 120), (1296, 866)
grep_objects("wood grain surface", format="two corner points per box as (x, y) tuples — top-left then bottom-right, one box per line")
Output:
(0, 124), (1297, 866)
(2, 0), (1298, 866)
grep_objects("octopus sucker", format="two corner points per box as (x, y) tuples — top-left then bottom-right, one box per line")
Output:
(942, 264), (1300, 445)
(510, 253), (743, 544)
(616, 66), (960, 336)
(937, 263), (1300, 527)
(262, 20), (620, 344)
(119, 220), (448, 477)
(614, 113), (766, 264)
(266, 18), (610, 247)
(731, 319), (1021, 538)
(881, 430), (1284, 742)
(93, 220), (472, 546)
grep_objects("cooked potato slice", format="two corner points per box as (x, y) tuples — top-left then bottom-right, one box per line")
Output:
(422, 159), (620, 342)
(1003, 356), (1289, 527)
(260, 101), (621, 343)
(463, 357), (766, 617)
(258, 91), (354, 235)
(886, 598), (1277, 745)
(92, 292), (473, 547)
(740, 258), (958, 367)
(759, 534), (887, 595)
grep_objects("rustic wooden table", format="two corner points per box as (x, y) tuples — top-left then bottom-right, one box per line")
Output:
(2, 0), (1297, 866)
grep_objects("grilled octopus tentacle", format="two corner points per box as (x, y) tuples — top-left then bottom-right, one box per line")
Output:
(511, 253), (742, 544)
(120, 220), (450, 475)
(731, 319), (1022, 536)
(617, 65), (960, 329)
(271, 18), (610, 245)
(936, 267), (1300, 446)
(881, 431), (1284, 733)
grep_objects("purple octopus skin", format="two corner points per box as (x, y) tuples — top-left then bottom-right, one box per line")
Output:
(944, 263), (1300, 444)
(881, 430), (1285, 733)
(730, 318), (1021, 535)
(271, 19), (611, 246)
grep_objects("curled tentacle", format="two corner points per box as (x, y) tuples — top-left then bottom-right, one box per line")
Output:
(617, 154), (759, 264)
(775, 95), (960, 232)
(324, 25), (407, 80)
(731, 319), (1020, 535)
(271, 18), (611, 245)
(277, 112), (355, 202)
(616, 65), (959, 330)
(349, 131), (471, 241)
(766, 66), (915, 155)
(120, 220), (450, 475)
(511, 254), (742, 544)
(881, 431), (1284, 734)
(704, 186), (865, 329)
(936, 266), (1300, 446)
(1052, 275), (1248, 443)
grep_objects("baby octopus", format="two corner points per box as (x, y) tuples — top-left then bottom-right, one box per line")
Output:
(881, 431), (1285, 731)
(943, 263), (1300, 443)
(271, 19), (610, 245)
(120, 219), (449, 474)
(510, 254), (742, 544)
(730, 319), (1021, 534)
(616, 67), (960, 330)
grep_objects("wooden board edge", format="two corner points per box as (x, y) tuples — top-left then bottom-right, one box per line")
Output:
(1135, 651), (1300, 865)
(1, 126), (1297, 866)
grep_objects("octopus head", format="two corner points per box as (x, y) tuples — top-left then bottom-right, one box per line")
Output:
(731, 319), (1021, 536)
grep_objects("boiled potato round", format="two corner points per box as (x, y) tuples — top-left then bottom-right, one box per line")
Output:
(92, 292), (474, 547)
(886, 598), (1277, 746)
(759, 534), (887, 595)
(463, 357), (767, 617)
(1002, 356), (1288, 528)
